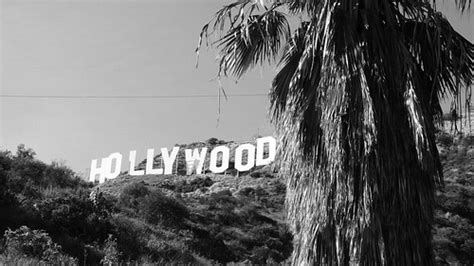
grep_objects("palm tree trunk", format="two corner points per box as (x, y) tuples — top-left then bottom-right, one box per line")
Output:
(285, 70), (440, 265)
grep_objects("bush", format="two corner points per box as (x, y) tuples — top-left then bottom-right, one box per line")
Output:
(42, 162), (88, 189)
(206, 189), (238, 211)
(110, 215), (150, 261)
(6, 150), (90, 196)
(206, 138), (219, 145)
(118, 182), (150, 212)
(36, 188), (113, 245)
(140, 191), (189, 227)
(7, 160), (47, 192)
(101, 234), (121, 265)
(437, 132), (454, 147)
(0, 151), (14, 206)
(111, 215), (195, 263)
(248, 224), (293, 263)
(174, 177), (214, 193)
(2, 226), (77, 264)
(122, 181), (150, 199)
(145, 233), (196, 264)
(187, 226), (236, 263)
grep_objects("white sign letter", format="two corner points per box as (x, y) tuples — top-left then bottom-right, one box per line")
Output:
(129, 150), (145, 176)
(146, 149), (163, 175)
(256, 136), (276, 166)
(162, 147), (179, 175)
(235, 144), (256, 172)
(105, 152), (122, 182)
(89, 158), (106, 183)
(185, 148), (208, 175)
(209, 146), (230, 173)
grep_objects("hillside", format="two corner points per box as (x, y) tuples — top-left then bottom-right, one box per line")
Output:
(0, 140), (291, 265)
(100, 134), (474, 265)
(99, 138), (290, 264)
(0, 134), (472, 264)
(433, 133), (474, 264)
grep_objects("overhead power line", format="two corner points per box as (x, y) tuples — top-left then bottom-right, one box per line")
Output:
(0, 93), (267, 99)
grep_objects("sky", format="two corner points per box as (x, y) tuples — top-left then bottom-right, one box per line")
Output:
(1, 0), (473, 176)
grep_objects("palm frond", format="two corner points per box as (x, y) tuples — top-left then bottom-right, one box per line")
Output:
(199, 0), (474, 265)
(452, 0), (471, 11)
(196, 0), (288, 76)
(403, 10), (474, 96)
(215, 9), (290, 78)
(270, 21), (310, 122)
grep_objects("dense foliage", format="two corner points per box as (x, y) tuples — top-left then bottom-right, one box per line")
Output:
(1, 138), (472, 264)
(0, 144), (292, 264)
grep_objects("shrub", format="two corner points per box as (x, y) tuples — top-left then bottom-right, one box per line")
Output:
(210, 189), (233, 201)
(7, 160), (47, 192)
(248, 224), (293, 262)
(187, 226), (236, 263)
(42, 162), (88, 189)
(6, 148), (90, 195)
(110, 215), (149, 261)
(206, 138), (219, 145)
(122, 181), (150, 199)
(174, 177), (214, 193)
(250, 171), (263, 178)
(250, 169), (275, 178)
(3, 226), (77, 264)
(101, 234), (121, 265)
(118, 182), (150, 212)
(145, 233), (196, 263)
(15, 144), (36, 161)
(139, 190), (189, 227)
(437, 132), (454, 147)
(36, 188), (113, 244)
(0, 151), (14, 206)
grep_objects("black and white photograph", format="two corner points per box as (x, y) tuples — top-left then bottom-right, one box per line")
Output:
(1, 0), (473, 265)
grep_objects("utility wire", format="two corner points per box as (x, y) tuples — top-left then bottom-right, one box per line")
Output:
(0, 93), (267, 99)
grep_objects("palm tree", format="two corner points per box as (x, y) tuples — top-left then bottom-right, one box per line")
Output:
(197, 1), (474, 265)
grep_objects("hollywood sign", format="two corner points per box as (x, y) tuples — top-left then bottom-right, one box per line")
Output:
(89, 136), (276, 184)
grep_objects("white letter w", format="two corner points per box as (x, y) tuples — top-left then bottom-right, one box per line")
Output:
(185, 148), (208, 175)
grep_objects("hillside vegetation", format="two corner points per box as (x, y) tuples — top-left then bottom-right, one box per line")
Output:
(0, 135), (473, 265)
(433, 133), (474, 264)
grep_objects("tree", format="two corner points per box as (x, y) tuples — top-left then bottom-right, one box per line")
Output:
(16, 144), (36, 161)
(197, 0), (474, 265)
